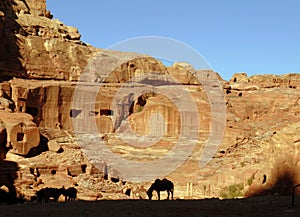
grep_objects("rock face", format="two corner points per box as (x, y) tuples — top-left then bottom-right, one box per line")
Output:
(0, 0), (90, 79)
(0, 0), (167, 81)
(0, 0), (299, 202)
(0, 0), (24, 76)
(0, 110), (39, 156)
(0, 81), (40, 157)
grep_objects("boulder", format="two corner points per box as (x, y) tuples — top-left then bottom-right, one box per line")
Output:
(0, 111), (40, 156)
(47, 140), (61, 153)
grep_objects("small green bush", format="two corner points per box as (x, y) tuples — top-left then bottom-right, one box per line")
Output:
(220, 183), (244, 199)
(247, 177), (254, 186)
(240, 161), (246, 167)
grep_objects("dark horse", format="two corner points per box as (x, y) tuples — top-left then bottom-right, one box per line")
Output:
(147, 178), (174, 200)
(36, 187), (64, 202)
(63, 187), (78, 201)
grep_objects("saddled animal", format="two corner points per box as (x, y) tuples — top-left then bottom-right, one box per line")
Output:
(147, 178), (174, 200)
(36, 187), (64, 202)
(63, 187), (77, 201)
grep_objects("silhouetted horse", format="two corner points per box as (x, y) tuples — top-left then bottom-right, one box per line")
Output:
(63, 187), (77, 201)
(36, 187), (64, 202)
(147, 178), (174, 200)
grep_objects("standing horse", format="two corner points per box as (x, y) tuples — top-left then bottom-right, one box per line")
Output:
(63, 187), (78, 201)
(147, 178), (174, 200)
(36, 187), (64, 202)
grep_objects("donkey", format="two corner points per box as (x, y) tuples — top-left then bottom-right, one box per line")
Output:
(36, 187), (64, 202)
(147, 178), (174, 200)
(63, 187), (78, 201)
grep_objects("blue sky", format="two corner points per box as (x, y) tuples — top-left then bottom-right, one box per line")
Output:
(47, 0), (300, 80)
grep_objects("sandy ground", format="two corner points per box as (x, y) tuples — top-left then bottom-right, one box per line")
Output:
(0, 195), (300, 217)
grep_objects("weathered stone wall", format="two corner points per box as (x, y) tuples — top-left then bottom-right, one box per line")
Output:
(0, 111), (39, 156)
(1, 0), (300, 200)
(1, 0), (168, 81)
(9, 79), (116, 133)
(12, 0), (47, 16)
(0, 0), (24, 76)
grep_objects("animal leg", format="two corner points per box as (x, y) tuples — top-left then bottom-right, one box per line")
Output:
(44, 196), (49, 203)
(157, 191), (160, 200)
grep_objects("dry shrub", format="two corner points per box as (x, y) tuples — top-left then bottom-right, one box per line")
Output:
(245, 156), (300, 197)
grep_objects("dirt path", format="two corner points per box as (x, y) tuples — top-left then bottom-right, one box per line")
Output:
(0, 195), (299, 217)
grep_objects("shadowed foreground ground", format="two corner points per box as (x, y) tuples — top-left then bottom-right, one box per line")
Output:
(0, 195), (300, 217)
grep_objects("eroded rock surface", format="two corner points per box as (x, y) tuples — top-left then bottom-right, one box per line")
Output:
(0, 0), (299, 202)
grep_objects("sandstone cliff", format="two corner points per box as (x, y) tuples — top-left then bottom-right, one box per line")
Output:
(0, 0), (299, 202)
